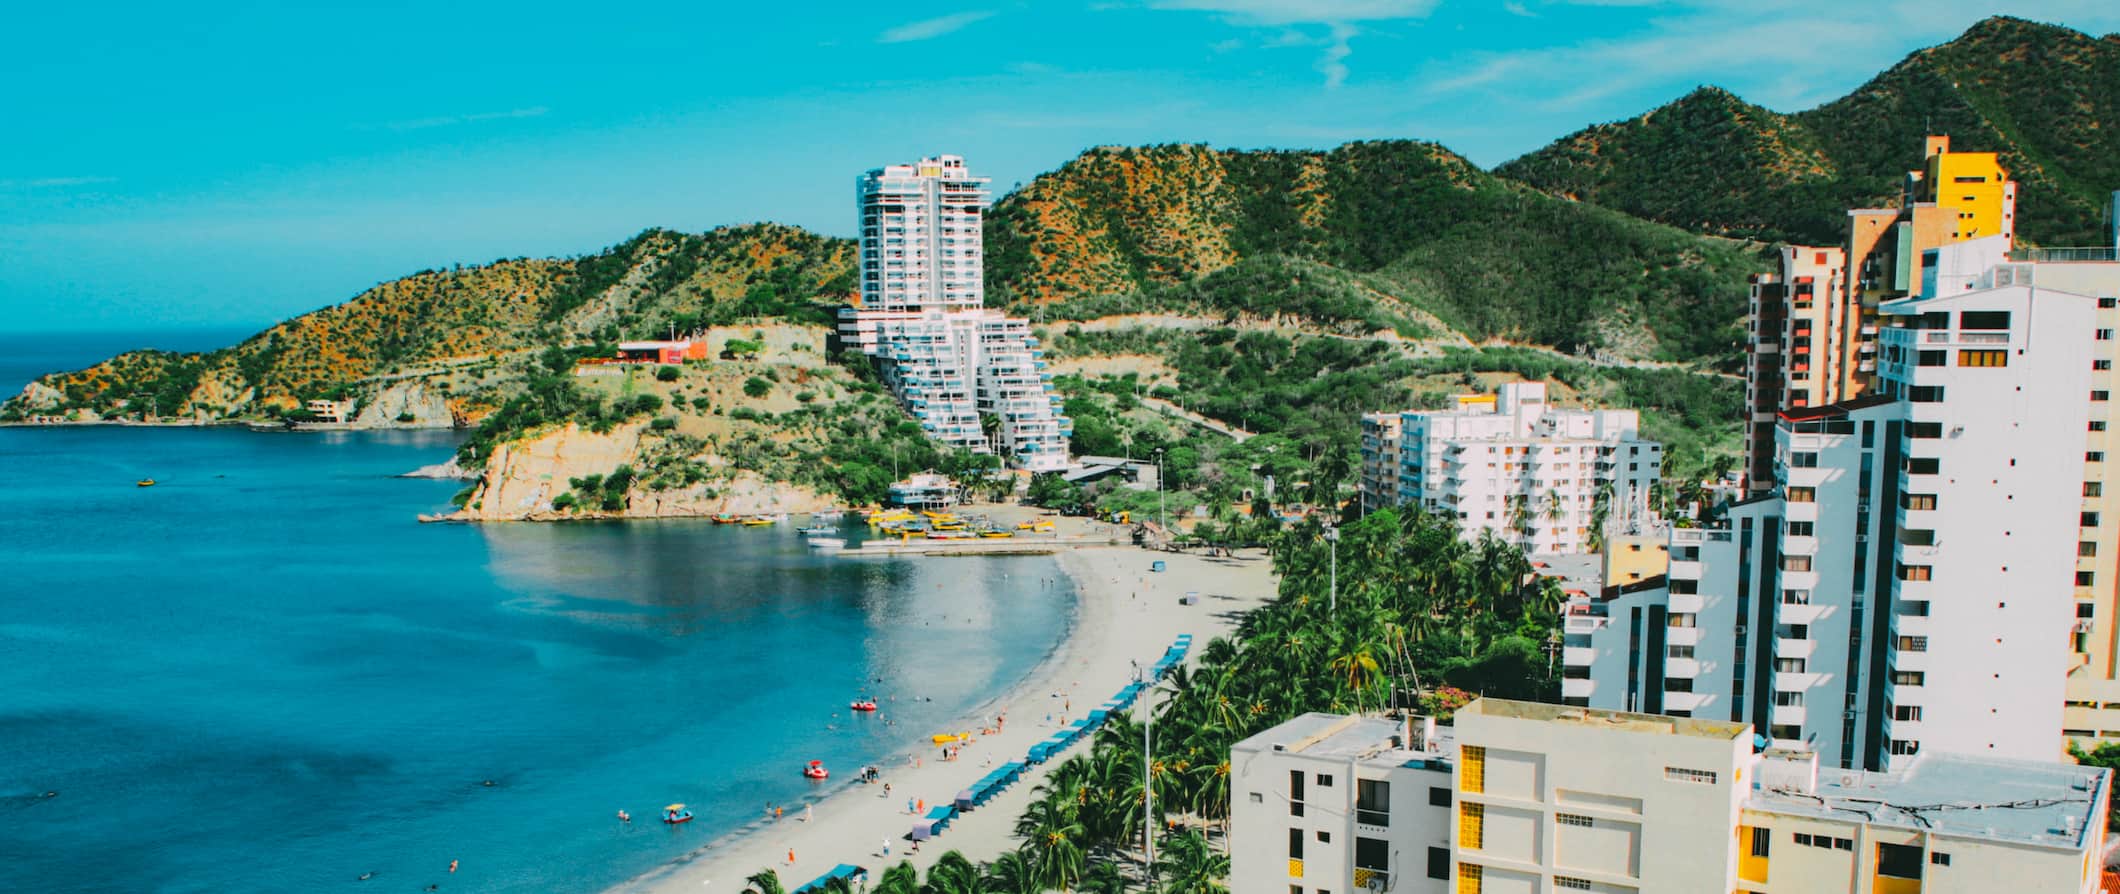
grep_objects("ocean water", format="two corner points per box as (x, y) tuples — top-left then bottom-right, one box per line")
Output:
(0, 335), (1074, 893)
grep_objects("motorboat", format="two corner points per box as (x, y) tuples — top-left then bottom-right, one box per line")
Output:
(711, 514), (739, 524)
(741, 516), (775, 527)
(850, 699), (878, 712)
(803, 760), (829, 780)
(813, 509), (846, 521)
(663, 803), (693, 824)
(799, 525), (836, 536)
(806, 538), (846, 551)
(136, 479), (156, 487)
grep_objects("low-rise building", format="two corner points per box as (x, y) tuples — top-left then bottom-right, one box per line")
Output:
(1361, 383), (1660, 554)
(1229, 701), (2109, 894)
(615, 339), (709, 364)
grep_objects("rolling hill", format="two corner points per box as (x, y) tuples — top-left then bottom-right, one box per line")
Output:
(1498, 16), (2120, 247)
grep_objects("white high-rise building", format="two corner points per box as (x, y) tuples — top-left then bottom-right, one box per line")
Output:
(838, 155), (1071, 471)
(1362, 383), (1660, 554)
(1569, 269), (2104, 770)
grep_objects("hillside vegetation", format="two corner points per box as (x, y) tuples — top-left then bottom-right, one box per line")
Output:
(1499, 16), (2120, 246)
(988, 141), (1764, 361)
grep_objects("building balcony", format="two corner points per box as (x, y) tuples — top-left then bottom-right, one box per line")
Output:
(1668, 559), (1703, 580)
(1894, 613), (1932, 637)
(1563, 646), (1596, 667)
(1662, 691), (1709, 712)
(1776, 637), (1817, 660)
(1564, 616), (1608, 635)
(1771, 704), (1807, 727)
(1562, 678), (1595, 699)
(1667, 592), (1706, 614)
(1893, 649), (1929, 672)
(1665, 657), (1702, 679)
(1666, 627), (1702, 647)
(1778, 602), (1827, 626)
(1773, 672), (1815, 693)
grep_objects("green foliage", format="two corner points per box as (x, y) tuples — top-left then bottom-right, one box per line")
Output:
(1501, 18), (2120, 246)
(1026, 473), (1088, 514)
(654, 364), (680, 382)
(743, 377), (771, 398)
(650, 416), (677, 431)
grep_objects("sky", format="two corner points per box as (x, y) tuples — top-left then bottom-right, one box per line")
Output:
(4, 1), (2118, 334)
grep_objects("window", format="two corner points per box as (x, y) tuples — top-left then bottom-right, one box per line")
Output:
(2087, 512), (2103, 528)
(1959, 349), (2008, 367)
(1787, 521), (1814, 537)
(1427, 785), (1449, 807)
(1902, 493), (1937, 511)
(1668, 613), (1697, 628)
(1877, 842), (1924, 880)
(1354, 837), (1388, 872)
(1894, 671), (1926, 686)
(2096, 421), (2109, 432)
(2100, 360), (2114, 371)
(1665, 677), (1695, 692)
(1909, 386), (1946, 403)
(1790, 451), (1820, 468)
(1668, 644), (1696, 659)
(1782, 555), (1812, 573)
(1894, 705), (1923, 722)
(1664, 766), (1718, 784)
(1782, 589), (1811, 605)
(1556, 878), (1592, 891)
(1891, 739), (1922, 756)
(1459, 803), (1484, 848)
(1289, 828), (1304, 860)
(2098, 392), (2112, 403)
(1557, 813), (1594, 827)
(1290, 770), (1305, 816)
(1917, 350), (1947, 367)
(1905, 457), (1940, 475)
(2102, 330), (2116, 341)
(1776, 658), (1808, 673)
(1930, 852), (1951, 867)
(1835, 838), (1854, 851)
(1315, 773), (1333, 787)
(1750, 826), (1772, 858)
(2080, 571), (2098, 587)
(1426, 847), (1447, 880)
(2089, 482), (2106, 498)
(1898, 564), (1931, 582)
(2082, 541), (2099, 558)
(1317, 830), (1331, 843)
(1960, 311), (2011, 330)
(1787, 486), (1816, 503)
(1774, 691), (1803, 707)
(1897, 636), (1928, 652)
(2095, 452), (2109, 463)
(1907, 422), (1943, 439)
(1357, 779), (1390, 825)
(1794, 833), (1813, 846)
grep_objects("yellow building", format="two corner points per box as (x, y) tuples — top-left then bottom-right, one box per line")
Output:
(1598, 530), (1669, 589)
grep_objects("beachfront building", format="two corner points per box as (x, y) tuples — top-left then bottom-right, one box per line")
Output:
(1570, 264), (2111, 771)
(1741, 136), (2019, 496)
(1359, 383), (1660, 554)
(1358, 410), (1403, 514)
(838, 155), (1072, 472)
(1228, 701), (2110, 894)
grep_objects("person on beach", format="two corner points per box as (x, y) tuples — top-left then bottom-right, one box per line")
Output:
(802, 804), (813, 823)
(884, 782), (892, 798)
(882, 838), (891, 857)
(907, 797), (915, 814)
(775, 806), (783, 821)
(787, 848), (795, 866)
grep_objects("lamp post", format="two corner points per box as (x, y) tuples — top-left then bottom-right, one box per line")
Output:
(1135, 662), (1156, 874)
(1154, 447), (1167, 532)
(1324, 524), (1340, 614)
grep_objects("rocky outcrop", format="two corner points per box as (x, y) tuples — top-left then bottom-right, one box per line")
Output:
(446, 421), (834, 521)
(401, 456), (478, 480)
(354, 381), (455, 429)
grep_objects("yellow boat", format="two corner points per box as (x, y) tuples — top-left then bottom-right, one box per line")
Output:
(980, 531), (1013, 539)
(742, 517), (775, 527)
(136, 478), (156, 488)
(1015, 520), (1055, 531)
(931, 732), (972, 745)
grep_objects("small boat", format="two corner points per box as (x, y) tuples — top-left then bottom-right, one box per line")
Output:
(742, 516), (775, 527)
(711, 514), (739, 525)
(663, 803), (693, 824)
(807, 538), (846, 551)
(136, 479), (156, 488)
(803, 760), (829, 780)
(931, 732), (971, 745)
(814, 509), (846, 521)
(799, 526), (836, 536)
(850, 700), (878, 712)
(980, 531), (1013, 539)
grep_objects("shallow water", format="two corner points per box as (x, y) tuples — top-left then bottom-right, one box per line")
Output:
(0, 390), (1072, 892)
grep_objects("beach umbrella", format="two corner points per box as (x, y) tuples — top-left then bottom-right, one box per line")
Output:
(910, 823), (933, 841)
(954, 789), (973, 810)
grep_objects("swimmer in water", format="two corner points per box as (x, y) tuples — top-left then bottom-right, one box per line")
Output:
(359, 872), (374, 881)
(481, 780), (497, 787)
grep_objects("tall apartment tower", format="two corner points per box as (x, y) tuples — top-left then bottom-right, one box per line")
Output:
(1743, 137), (2017, 495)
(839, 156), (1073, 471)
(1572, 276), (2101, 770)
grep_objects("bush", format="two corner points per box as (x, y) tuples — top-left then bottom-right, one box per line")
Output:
(651, 416), (677, 431)
(655, 365), (680, 382)
(743, 377), (771, 398)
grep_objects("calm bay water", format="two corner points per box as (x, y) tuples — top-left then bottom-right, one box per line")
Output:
(0, 334), (1074, 893)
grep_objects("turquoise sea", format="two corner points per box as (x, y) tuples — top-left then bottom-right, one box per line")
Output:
(0, 332), (1075, 893)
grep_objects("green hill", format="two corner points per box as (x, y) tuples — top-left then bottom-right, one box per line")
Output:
(1498, 16), (2120, 247)
(987, 140), (1763, 361)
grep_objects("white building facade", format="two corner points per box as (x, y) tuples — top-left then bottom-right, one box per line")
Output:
(1366, 383), (1660, 554)
(1570, 275), (2103, 771)
(838, 155), (1072, 471)
(1230, 702), (2107, 894)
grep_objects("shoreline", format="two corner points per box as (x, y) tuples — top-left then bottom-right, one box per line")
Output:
(607, 544), (1277, 893)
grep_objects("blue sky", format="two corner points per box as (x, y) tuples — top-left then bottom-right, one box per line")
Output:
(4, 1), (2118, 334)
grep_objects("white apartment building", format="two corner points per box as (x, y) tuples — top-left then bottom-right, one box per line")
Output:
(1570, 274), (2103, 770)
(838, 156), (1072, 471)
(1358, 411), (1403, 514)
(1230, 701), (2109, 894)
(1365, 383), (1660, 554)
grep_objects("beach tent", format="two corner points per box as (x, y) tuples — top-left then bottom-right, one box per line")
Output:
(954, 789), (974, 810)
(925, 804), (956, 832)
(909, 822), (934, 842)
(795, 864), (868, 893)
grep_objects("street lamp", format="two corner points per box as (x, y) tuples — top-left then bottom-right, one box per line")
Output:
(1154, 447), (1167, 533)
(1324, 525), (1340, 614)
(1134, 662), (1157, 874)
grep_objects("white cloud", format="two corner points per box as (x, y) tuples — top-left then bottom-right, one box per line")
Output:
(1502, 1), (1536, 17)
(877, 10), (995, 43)
(385, 107), (548, 131)
(1151, 0), (1437, 88)
(0, 176), (117, 189)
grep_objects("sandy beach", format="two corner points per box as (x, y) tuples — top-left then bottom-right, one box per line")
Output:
(609, 544), (1278, 892)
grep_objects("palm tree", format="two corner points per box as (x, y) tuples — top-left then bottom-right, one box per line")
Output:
(1016, 797), (1088, 892)
(1153, 829), (1230, 894)
(875, 861), (920, 894)
(923, 851), (986, 894)
(1076, 860), (1131, 894)
(745, 870), (787, 894)
(984, 850), (1038, 894)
